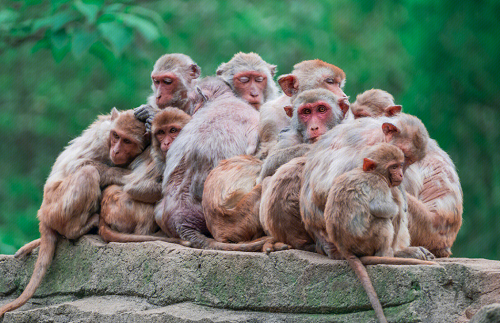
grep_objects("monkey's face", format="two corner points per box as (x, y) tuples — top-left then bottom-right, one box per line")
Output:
(109, 130), (142, 166)
(321, 75), (347, 99)
(297, 101), (333, 143)
(151, 72), (182, 109)
(387, 161), (404, 187)
(233, 71), (267, 110)
(154, 124), (182, 154)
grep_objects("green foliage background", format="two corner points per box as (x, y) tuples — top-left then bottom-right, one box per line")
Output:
(0, 0), (499, 259)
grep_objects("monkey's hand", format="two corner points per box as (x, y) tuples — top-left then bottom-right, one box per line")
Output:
(394, 246), (436, 261)
(134, 104), (158, 133)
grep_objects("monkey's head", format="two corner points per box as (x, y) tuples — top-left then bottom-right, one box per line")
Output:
(108, 108), (149, 166)
(216, 52), (279, 110)
(381, 113), (429, 169)
(151, 108), (191, 155)
(351, 89), (402, 119)
(278, 59), (347, 99)
(284, 89), (349, 143)
(151, 53), (201, 109)
(363, 143), (405, 187)
(189, 77), (233, 114)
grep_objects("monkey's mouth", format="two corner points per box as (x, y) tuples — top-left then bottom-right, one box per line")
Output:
(391, 180), (402, 187)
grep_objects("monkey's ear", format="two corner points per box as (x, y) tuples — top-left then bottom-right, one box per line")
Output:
(283, 106), (294, 118)
(382, 123), (399, 141)
(385, 105), (402, 117)
(111, 107), (119, 120)
(197, 86), (208, 102)
(363, 158), (377, 172)
(268, 64), (277, 77)
(338, 98), (350, 117)
(278, 74), (299, 97)
(216, 63), (226, 76)
(189, 64), (201, 79)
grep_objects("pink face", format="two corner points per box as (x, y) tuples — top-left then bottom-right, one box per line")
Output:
(322, 75), (346, 98)
(151, 72), (180, 109)
(109, 129), (142, 166)
(233, 71), (268, 110)
(387, 161), (404, 187)
(297, 101), (333, 142)
(154, 124), (182, 153)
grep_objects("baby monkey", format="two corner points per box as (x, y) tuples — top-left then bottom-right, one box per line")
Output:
(324, 143), (412, 323)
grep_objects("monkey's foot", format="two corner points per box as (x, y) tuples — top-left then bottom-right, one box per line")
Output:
(395, 246), (435, 261)
(430, 247), (452, 258)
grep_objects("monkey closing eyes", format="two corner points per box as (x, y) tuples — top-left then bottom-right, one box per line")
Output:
(257, 59), (348, 159)
(216, 52), (279, 110)
(350, 89), (402, 119)
(1, 108), (148, 317)
(99, 108), (192, 245)
(319, 144), (412, 323)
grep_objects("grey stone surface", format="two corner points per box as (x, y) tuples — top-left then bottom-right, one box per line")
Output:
(470, 303), (500, 323)
(0, 235), (499, 322)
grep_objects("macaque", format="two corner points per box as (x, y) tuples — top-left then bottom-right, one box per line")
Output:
(216, 52), (279, 110)
(99, 108), (192, 244)
(258, 89), (349, 180)
(0, 109), (148, 317)
(348, 91), (463, 257)
(350, 89), (402, 119)
(319, 144), (409, 323)
(155, 77), (268, 251)
(257, 59), (348, 159)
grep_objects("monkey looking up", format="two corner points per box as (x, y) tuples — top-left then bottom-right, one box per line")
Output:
(1, 108), (148, 317)
(99, 108), (192, 244)
(216, 52), (279, 110)
(257, 59), (349, 159)
(319, 143), (409, 323)
(350, 89), (402, 119)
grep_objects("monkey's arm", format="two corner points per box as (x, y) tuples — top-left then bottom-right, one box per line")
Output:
(124, 178), (162, 204)
(134, 104), (160, 133)
(97, 164), (131, 187)
(369, 197), (398, 219)
(259, 144), (310, 180)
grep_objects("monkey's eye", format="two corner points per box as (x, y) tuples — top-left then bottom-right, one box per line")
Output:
(302, 108), (311, 115)
(325, 78), (334, 84)
(239, 76), (250, 83)
(318, 105), (327, 113)
(112, 131), (119, 140)
(156, 130), (165, 136)
(255, 76), (264, 82)
(153, 79), (159, 85)
(170, 127), (178, 133)
(163, 78), (173, 85)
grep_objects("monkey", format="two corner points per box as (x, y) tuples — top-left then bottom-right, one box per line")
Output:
(0, 108), (148, 317)
(300, 113), (436, 260)
(256, 59), (348, 159)
(216, 52), (279, 110)
(155, 77), (269, 251)
(350, 89), (402, 119)
(346, 92), (463, 257)
(317, 144), (409, 323)
(99, 108), (192, 244)
(258, 88), (349, 181)
(134, 53), (201, 132)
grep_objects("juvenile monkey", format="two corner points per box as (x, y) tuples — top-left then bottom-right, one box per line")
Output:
(258, 88), (349, 180)
(216, 52), (279, 110)
(257, 59), (348, 159)
(1, 109), (148, 317)
(99, 108), (192, 244)
(350, 89), (402, 119)
(349, 93), (463, 257)
(319, 144), (408, 323)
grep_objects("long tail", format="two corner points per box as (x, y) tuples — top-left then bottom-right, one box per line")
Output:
(0, 225), (57, 317)
(98, 221), (191, 247)
(181, 228), (269, 252)
(344, 253), (388, 323)
(14, 239), (42, 258)
(360, 256), (437, 266)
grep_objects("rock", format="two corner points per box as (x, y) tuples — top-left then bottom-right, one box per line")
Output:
(470, 303), (500, 323)
(0, 235), (499, 322)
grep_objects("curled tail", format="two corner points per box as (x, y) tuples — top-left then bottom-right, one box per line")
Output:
(98, 220), (191, 247)
(0, 225), (57, 317)
(181, 227), (269, 252)
(343, 252), (388, 323)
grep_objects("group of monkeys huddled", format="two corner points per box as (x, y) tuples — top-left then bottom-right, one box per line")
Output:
(1, 52), (463, 323)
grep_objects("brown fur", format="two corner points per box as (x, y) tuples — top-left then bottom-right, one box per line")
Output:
(256, 59), (348, 159)
(99, 108), (191, 245)
(350, 89), (402, 118)
(0, 109), (147, 317)
(155, 77), (268, 251)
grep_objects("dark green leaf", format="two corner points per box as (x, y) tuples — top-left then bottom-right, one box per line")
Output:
(97, 21), (133, 55)
(117, 13), (160, 42)
(72, 28), (99, 58)
(74, 0), (100, 24)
